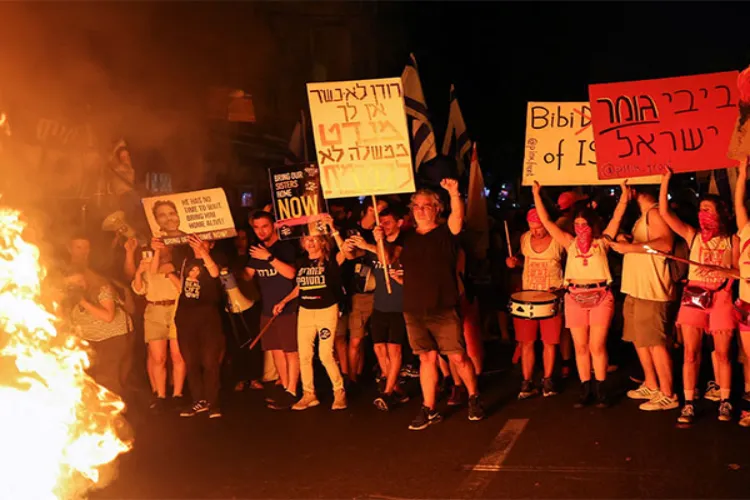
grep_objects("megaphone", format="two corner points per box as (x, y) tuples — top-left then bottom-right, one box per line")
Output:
(101, 210), (147, 246)
(220, 268), (255, 314)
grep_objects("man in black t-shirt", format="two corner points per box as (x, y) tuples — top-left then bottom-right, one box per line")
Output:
(400, 179), (485, 430)
(244, 211), (300, 409)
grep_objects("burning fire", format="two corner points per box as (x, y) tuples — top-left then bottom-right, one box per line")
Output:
(0, 208), (131, 499)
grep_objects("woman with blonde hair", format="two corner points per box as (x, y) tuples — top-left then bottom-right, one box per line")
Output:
(273, 217), (349, 410)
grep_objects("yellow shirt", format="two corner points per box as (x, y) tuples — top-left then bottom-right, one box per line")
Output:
(687, 234), (733, 285)
(621, 206), (674, 301)
(564, 237), (612, 286)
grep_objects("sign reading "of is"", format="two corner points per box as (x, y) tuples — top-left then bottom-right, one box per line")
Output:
(522, 102), (660, 186)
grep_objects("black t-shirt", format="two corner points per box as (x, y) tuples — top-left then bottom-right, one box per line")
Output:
(343, 221), (377, 294)
(246, 240), (298, 316)
(176, 250), (227, 312)
(296, 256), (344, 310)
(400, 224), (459, 313)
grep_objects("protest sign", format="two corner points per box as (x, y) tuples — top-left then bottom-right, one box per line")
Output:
(522, 102), (661, 186)
(142, 188), (236, 246)
(269, 163), (329, 240)
(589, 71), (739, 180)
(307, 77), (415, 198)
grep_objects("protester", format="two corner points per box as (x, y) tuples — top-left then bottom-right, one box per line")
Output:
(273, 218), (348, 411)
(506, 208), (565, 399)
(245, 211), (300, 410)
(400, 179), (484, 430)
(532, 180), (630, 408)
(609, 185), (678, 411)
(659, 167), (738, 424)
(734, 160), (750, 427)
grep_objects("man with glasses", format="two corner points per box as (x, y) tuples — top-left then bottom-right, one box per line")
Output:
(399, 179), (485, 430)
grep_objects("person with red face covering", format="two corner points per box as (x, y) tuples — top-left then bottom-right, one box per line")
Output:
(659, 168), (739, 424)
(532, 180), (630, 408)
(506, 208), (565, 399)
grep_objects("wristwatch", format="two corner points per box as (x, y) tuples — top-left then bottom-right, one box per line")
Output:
(268, 255), (276, 263)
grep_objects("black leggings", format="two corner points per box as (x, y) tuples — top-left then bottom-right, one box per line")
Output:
(177, 308), (225, 406)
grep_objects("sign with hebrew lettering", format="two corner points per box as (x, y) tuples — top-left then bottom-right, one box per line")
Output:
(142, 188), (236, 246)
(307, 77), (415, 198)
(269, 163), (329, 240)
(522, 102), (661, 186)
(589, 71), (740, 180)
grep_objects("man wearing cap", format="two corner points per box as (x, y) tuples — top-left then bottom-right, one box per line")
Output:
(506, 208), (565, 399)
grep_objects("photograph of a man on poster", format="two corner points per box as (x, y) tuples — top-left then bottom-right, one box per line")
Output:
(152, 200), (187, 238)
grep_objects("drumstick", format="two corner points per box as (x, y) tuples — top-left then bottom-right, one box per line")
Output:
(504, 220), (513, 256)
(248, 314), (279, 351)
(643, 245), (746, 281)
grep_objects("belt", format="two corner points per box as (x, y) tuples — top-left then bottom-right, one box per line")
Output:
(147, 300), (176, 306)
(568, 281), (608, 290)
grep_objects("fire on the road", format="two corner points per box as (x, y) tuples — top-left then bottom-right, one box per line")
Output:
(0, 208), (131, 499)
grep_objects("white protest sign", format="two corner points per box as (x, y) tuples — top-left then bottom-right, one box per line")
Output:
(522, 102), (661, 186)
(307, 77), (415, 198)
(142, 188), (236, 246)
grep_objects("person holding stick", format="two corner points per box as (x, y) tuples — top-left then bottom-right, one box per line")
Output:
(608, 186), (679, 411)
(400, 179), (484, 430)
(271, 217), (348, 411)
(531, 180), (630, 408)
(659, 167), (739, 424)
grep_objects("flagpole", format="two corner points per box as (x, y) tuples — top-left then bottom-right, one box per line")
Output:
(371, 194), (392, 295)
(301, 108), (309, 163)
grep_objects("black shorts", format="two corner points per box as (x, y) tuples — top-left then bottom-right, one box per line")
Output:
(370, 310), (407, 345)
(260, 313), (298, 353)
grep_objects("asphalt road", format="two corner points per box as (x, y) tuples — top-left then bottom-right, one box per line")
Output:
(94, 342), (750, 499)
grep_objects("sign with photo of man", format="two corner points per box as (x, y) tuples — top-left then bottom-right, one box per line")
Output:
(141, 188), (236, 245)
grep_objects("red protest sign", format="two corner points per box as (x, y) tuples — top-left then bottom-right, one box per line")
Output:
(589, 71), (739, 180)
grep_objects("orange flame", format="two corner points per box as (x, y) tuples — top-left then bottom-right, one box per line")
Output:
(0, 208), (131, 499)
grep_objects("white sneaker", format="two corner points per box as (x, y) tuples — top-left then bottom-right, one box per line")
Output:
(704, 381), (721, 402)
(639, 392), (679, 411)
(291, 392), (320, 410)
(627, 384), (659, 400)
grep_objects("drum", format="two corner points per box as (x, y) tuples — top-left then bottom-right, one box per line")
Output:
(508, 290), (560, 320)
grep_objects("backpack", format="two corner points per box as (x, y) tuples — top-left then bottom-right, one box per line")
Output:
(669, 235), (691, 284)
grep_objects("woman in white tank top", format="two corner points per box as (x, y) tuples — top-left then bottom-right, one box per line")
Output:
(532, 181), (630, 408)
(733, 160), (750, 427)
(659, 167), (739, 425)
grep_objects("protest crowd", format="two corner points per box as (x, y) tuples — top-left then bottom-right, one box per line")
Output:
(41, 59), (750, 434)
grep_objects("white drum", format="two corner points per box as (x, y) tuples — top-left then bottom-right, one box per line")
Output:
(509, 290), (560, 320)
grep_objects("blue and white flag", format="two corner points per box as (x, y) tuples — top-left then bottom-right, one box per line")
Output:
(401, 53), (437, 172)
(442, 84), (471, 175)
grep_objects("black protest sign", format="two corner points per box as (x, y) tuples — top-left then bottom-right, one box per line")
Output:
(269, 163), (329, 240)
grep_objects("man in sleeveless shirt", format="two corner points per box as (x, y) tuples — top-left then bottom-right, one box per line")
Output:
(506, 208), (564, 399)
(610, 186), (679, 411)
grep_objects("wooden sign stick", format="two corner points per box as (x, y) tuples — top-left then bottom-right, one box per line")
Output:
(372, 194), (393, 294)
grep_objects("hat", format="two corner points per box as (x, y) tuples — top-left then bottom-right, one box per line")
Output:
(557, 191), (588, 211)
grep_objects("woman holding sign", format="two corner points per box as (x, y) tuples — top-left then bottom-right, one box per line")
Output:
(531, 180), (630, 408)
(272, 216), (348, 411)
(659, 167), (739, 425)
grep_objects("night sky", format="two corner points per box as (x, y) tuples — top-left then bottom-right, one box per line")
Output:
(402, 2), (750, 185)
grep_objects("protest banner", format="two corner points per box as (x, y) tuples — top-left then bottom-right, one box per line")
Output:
(522, 102), (661, 186)
(269, 163), (329, 240)
(142, 188), (236, 246)
(589, 71), (739, 180)
(307, 77), (415, 198)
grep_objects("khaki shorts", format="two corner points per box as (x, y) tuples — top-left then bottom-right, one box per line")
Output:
(144, 304), (177, 343)
(348, 293), (374, 339)
(404, 308), (465, 355)
(622, 295), (672, 348)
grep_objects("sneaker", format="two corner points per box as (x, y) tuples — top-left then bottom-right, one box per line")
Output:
(704, 381), (721, 402)
(400, 364), (420, 379)
(332, 389), (347, 410)
(639, 392), (679, 411)
(448, 385), (466, 406)
(209, 407), (223, 419)
(180, 400), (209, 417)
(627, 384), (659, 400)
(718, 400), (733, 422)
(408, 406), (442, 431)
(561, 361), (572, 379)
(149, 396), (168, 412)
(594, 380), (609, 409)
(542, 377), (557, 397)
(468, 394), (485, 421)
(739, 410), (750, 427)
(265, 384), (287, 404)
(518, 380), (539, 400)
(373, 394), (391, 412)
(393, 385), (410, 404)
(291, 391), (320, 411)
(677, 402), (695, 424)
(267, 390), (298, 410)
